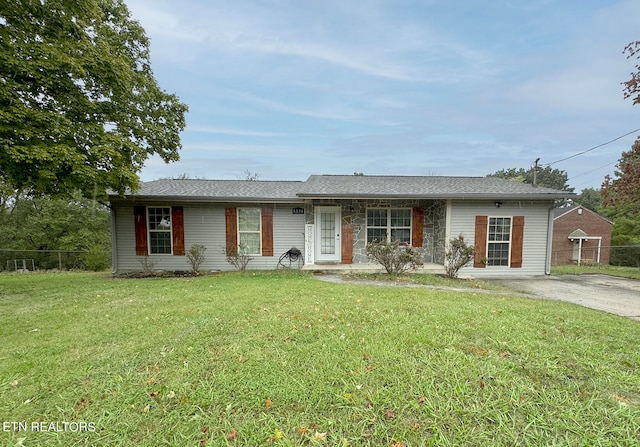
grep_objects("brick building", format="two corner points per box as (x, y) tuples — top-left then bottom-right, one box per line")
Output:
(552, 206), (612, 265)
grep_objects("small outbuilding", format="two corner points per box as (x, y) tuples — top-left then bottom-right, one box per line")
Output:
(552, 205), (612, 265)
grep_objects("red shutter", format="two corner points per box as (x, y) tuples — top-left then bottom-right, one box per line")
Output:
(261, 207), (273, 256)
(172, 207), (185, 256)
(510, 216), (524, 268)
(474, 215), (488, 268)
(134, 206), (148, 255)
(225, 207), (238, 255)
(412, 207), (424, 247)
(341, 223), (353, 264)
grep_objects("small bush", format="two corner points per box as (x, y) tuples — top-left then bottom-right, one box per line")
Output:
(84, 244), (111, 271)
(225, 243), (253, 271)
(444, 234), (474, 278)
(137, 255), (158, 274)
(366, 240), (423, 274)
(186, 244), (207, 274)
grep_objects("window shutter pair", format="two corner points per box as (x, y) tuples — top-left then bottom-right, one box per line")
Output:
(225, 207), (274, 256)
(474, 215), (524, 268)
(134, 206), (185, 256)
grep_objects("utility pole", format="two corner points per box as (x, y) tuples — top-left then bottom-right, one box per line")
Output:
(533, 158), (540, 187)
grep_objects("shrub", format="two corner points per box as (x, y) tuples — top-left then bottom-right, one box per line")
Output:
(137, 255), (158, 274)
(225, 243), (253, 271)
(444, 234), (474, 278)
(84, 243), (111, 271)
(186, 244), (207, 274)
(366, 240), (423, 274)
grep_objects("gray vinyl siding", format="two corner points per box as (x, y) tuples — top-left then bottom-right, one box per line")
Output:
(112, 202), (305, 273)
(449, 200), (554, 278)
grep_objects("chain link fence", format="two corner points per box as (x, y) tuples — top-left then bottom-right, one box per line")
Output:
(551, 245), (640, 267)
(1, 249), (91, 272)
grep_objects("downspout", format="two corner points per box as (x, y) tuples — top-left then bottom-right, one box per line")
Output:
(545, 204), (555, 275)
(110, 206), (118, 274)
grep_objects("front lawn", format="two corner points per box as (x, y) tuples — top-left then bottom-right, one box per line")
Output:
(0, 272), (638, 446)
(553, 264), (640, 279)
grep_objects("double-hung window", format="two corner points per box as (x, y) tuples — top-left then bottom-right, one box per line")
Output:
(148, 207), (173, 254)
(238, 208), (262, 255)
(486, 217), (511, 266)
(367, 209), (412, 244)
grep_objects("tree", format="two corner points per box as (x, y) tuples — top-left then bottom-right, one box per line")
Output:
(240, 170), (260, 181)
(622, 41), (640, 105)
(574, 188), (602, 213)
(0, 191), (112, 270)
(0, 0), (188, 199)
(487, 166), (574, 192)
(601, 140), (640, 217)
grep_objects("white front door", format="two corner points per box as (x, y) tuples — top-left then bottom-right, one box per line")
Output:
(315, 206), (341, 262)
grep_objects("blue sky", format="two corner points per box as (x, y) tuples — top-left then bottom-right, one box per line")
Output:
(126, 0), (640, 191)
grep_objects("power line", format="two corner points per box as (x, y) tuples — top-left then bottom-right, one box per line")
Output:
(568, 160), (617, 181)
(545, 128), (640, 167)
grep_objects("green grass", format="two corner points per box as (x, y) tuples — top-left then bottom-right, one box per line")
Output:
(0, 271), (639, 446)
(340, 273), (514, 292)
(552, 264), (640, 279)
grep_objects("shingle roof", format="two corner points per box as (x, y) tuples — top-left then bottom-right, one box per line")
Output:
(553, 205), (613, 224)
(110, 175), (574, 202)
(111, 179), (305, 202)
(298, 175), (573, 199)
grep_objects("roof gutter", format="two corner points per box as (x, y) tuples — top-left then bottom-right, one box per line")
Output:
(296, 193), (574, 200)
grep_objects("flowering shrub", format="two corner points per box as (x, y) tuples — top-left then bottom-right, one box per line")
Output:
(366, 240), (423, 274)
(444, 234), (475, 278)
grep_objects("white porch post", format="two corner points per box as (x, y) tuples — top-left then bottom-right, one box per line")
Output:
(577, 239), (583, 266)
(305, 224), (315, 265)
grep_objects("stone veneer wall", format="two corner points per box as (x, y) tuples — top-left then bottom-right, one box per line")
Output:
(305, 199), (447, 264)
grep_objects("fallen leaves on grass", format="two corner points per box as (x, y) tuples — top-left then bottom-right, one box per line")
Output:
(227, 429), (238, 440)
(470, 346), (489, 355)
(265, 399), (273, 408)
(200, 425), (210, 444)
(267, 428), (283, 442)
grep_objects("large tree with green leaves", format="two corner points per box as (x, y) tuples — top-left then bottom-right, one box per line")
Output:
(486, 166), (574, 192)
(601, 140), (640, 216)
(0, 0), (187, 198)
(574, 187), (602, 213)
(622, 41), (640, 105)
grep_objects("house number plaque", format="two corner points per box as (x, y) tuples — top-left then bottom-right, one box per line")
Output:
(292, 207), (304, 214)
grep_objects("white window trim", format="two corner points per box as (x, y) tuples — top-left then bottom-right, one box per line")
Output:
(237, 207), (262, 256)
(486, 216), (512, 267)
(365, 207), (412, 245)
(147, 206), (174, 255)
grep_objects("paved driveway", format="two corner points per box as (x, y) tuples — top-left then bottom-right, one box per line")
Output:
(491, 274), (640, 321)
